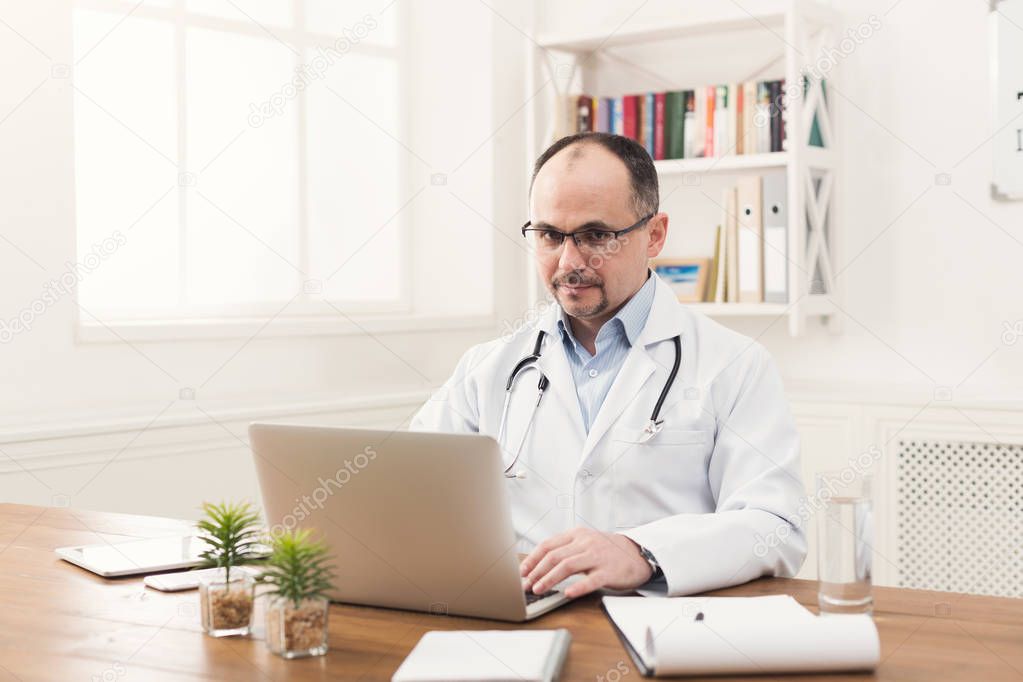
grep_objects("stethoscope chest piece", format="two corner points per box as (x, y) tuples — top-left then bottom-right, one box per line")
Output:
(637, 419), (664, 444)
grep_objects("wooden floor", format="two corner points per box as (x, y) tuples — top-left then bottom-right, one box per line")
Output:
(0, 504), (1020, 681)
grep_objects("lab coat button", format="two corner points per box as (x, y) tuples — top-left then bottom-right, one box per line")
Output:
(587, 369), (599, 378)
(580, 469), (592, 479)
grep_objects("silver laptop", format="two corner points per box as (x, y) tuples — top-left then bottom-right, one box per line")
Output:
(248, 423), (574, 621)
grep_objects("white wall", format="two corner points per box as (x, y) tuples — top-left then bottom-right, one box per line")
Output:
(0, 0), (532, 512)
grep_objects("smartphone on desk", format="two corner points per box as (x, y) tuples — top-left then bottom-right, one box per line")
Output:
(144, 566), (257, 592)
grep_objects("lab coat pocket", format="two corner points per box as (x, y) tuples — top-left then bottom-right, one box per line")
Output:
(609, 425), (711, 528)
(611, 427), (708, 447)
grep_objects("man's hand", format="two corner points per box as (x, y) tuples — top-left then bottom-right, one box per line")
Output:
(519, 527), (653, 598)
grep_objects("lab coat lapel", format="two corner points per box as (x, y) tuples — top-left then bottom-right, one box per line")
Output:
(580, 344), (656, 462)
(580, 276), (689, 464)
(534, 307), (587, 443)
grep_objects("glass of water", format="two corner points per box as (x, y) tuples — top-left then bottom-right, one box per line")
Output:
(816, 471), (873, 615)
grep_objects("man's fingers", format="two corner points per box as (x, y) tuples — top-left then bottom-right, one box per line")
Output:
(520, 532), (573, 576)
(563, 572), (603, 599)
(525, 544), (577, 587)
(532, 553), (594, 594)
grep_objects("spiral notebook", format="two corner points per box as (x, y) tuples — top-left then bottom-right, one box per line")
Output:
(392, 629), (571, 682)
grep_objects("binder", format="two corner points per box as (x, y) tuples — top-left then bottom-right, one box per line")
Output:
(713, 223), (727, 303)
(736, 175), (764, 303)
(762, 171), (789, 303)
(706, 225), (721, 302)
(724, 187), (738, 302)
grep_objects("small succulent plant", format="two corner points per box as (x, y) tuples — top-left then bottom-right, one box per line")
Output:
(196, 501), (264, 587)
(258, 528), (335, 608)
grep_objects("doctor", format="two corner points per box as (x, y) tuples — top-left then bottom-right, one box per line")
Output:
(411, 132), (806, 598)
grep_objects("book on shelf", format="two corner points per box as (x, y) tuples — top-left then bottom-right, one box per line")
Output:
(572, 79), (806, 160)
(707, 225), (722, 303)
(654, 92), (666, 160)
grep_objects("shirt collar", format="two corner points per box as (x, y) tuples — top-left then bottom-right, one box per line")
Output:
(556, 271), (657, 349)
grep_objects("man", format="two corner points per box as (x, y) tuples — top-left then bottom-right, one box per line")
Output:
(411, 132), (806, 598)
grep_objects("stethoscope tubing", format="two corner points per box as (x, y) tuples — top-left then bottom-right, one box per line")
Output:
(499, 329), (682, 478)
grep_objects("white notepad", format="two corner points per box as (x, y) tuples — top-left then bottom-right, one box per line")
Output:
(392, 629), (571, 682)
(602, 595), (879, 677)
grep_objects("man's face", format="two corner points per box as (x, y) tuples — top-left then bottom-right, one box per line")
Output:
(529, 143), (667, 321)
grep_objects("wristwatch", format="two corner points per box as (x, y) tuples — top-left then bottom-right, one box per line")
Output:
(639, 545), (664, 580)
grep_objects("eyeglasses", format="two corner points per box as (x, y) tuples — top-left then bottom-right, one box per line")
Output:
(520, 213), (654, 255)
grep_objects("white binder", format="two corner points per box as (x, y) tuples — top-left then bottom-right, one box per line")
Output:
(762, 171), (788, 303)
(736, 175), (764, 303)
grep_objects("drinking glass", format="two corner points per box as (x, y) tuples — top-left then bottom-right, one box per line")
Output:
(816, 471), (873, 615)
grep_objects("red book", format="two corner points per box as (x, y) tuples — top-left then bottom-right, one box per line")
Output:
(654, 92), (666, 160)
(704, 86), (715, 157)
(622, 94), (638, 140)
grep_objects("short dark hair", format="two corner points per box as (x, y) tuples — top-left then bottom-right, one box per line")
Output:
(529, 132), (659, 217)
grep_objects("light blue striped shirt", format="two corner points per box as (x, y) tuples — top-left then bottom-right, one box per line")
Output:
(557, 273), (657, 432)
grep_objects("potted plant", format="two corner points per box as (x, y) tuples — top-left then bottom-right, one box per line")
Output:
(258, 528), (335, 659)
(195, 501), (263, 637)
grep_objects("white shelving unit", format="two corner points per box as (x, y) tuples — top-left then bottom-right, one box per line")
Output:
(524, 0), (842, 336)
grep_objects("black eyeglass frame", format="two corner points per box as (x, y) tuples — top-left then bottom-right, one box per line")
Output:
(520, 213), (655, 249)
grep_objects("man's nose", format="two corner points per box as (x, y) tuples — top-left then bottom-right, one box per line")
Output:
(557, 236), (588, 272)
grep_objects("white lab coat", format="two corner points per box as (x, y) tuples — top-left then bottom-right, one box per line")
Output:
(410, 274), (807, 596)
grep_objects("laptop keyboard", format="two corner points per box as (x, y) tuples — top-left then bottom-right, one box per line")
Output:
(525, 589), (558, 605)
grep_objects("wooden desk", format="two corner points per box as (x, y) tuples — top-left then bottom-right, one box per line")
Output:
(0, 504), (1020, 681)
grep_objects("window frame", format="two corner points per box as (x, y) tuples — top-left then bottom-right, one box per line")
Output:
(71, 0), (420, 340)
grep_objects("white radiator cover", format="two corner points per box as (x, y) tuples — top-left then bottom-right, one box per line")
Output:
(895, 438), (1023, 598)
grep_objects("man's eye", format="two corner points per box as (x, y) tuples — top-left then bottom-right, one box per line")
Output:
(538, 231), (564, 244)
(582, 231), (614, 245)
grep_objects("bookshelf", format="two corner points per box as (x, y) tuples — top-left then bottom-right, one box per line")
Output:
(524, 0), (842, 336)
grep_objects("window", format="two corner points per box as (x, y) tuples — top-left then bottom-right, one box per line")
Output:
(71, 0), (407, 324)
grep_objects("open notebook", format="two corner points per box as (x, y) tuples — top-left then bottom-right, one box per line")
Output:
(602, 595), (879, 677)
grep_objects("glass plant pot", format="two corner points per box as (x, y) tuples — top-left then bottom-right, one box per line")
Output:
(265, 596), (330, 659)
(198, 570), (255, 637)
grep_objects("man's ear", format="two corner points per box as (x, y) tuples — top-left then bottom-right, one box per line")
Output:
(646, 212), (669, 258)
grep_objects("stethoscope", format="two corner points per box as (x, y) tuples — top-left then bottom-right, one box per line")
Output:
(498, 329), (683, 479)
